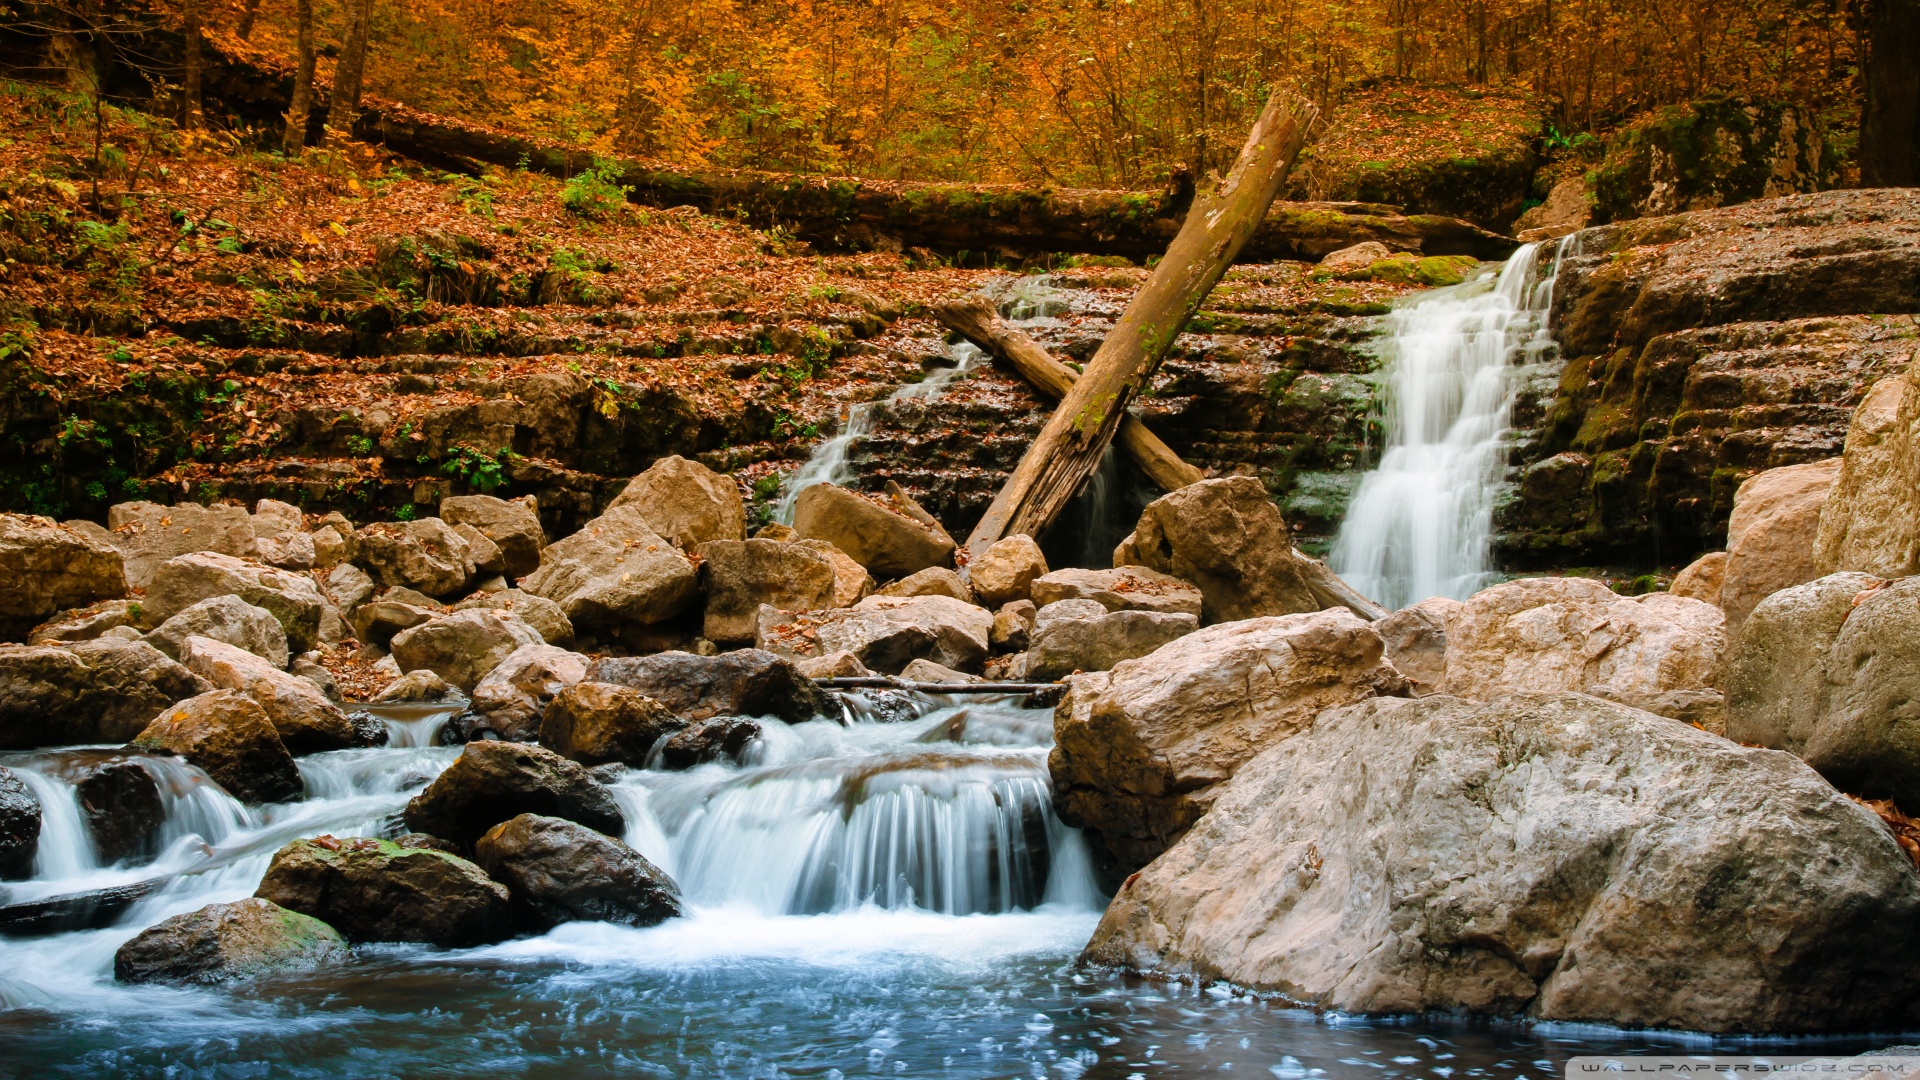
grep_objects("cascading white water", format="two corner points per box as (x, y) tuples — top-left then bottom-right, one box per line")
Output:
(773, 342), (989, 523)
(1329, 239), (1569, 610)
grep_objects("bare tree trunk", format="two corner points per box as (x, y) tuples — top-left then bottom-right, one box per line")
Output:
(936, 297), (1203, 493)
(237, 0), (263, 40)
(324, 0), (374, 144)
(1861, 0), (1920, 186)
(963, 86), (1316, 559)
(181, 0), (204, 129)
(282, 0), (316, 155)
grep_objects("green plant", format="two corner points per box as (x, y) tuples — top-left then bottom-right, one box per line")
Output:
(440, 444), (518, 492)
(561, 167), (630, 219)
(347, 434), (374, 455)
(395, 503), (418, 522)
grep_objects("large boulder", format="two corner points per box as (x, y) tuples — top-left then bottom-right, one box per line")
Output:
(452, 589), (573, 648)
(1441, 577), (1726, 721)
(26, 598), (140, 646)
(389, 610), (545, 694)
(698, 539), (837, 644)
(1802, 576), (1920, 809)
(467, 643), (591, 740)
(657, 715), (762, 769)
(180, 636), (354, 753)
(0, 639), (209, 748)
(792, 483), (955, 579)
(113, 897), (348, 985)
(755, 595), (993, 675)
(605, 454), (746, 551)
(0, 513), (127, 641)
(144, 552), (327, 654)
(104, 500), (254, 590)
(145, 595), (291, 669)
(585, 648), (828, 723)
(1115, 478), (1324, 623)
(1726, 572), (1885, 755)
(441, 495), (546, 579)
(875, 566), (973, 604)
(1024, 607), (1198, 682)
(128, 690), (303, 804)
(1814, 365), (1920, 579)
(73, 758), (165, 865)
(1669, 551), (1728, 605)
(1719, 458), (1840, 633)
(1373, 596), (1459, 696)
(349, 591), (439, 649)
(519, 507), (699, 628)
(354, 518), (475, 598)
(539, 682), (686, 766)
(254, 836), (512, 947)
(403, 740), (625, 851)
(0, 766), (40, 879)
(1082, 692), (1920, 1034)
(1587, 97), (1836, 225)
(967, 534), (1048, 609)
(474, 814), (684, 929)
(1051, 609), (1408, 879)
(1028, 566), (1203, 617)
(793, 538), (873, 608)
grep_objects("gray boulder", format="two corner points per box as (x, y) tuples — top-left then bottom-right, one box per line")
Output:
(403, 740), (625, 852)
(146, 595), (290, 669)
(144, 552), (327, 654)
(453, 589), (573, 648)
(1083, 692), (1920, 1034)
(1805, 576), (1920, 807)
(474, 813), (684, 929)
(27, 598), (140, 646)
(113, 897), (347, 985)
(354, 518), (475, 598)
(0, 766), (40, 879)
(586, 648), (828, 723)
(1727, 572), (1884, 755)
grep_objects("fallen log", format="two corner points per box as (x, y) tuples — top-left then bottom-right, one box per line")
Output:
(964, 87), (1316, 559)
(819, 677), (1067, 707)
(936, 296), (1203, 493)
(0, 879), (159, 937)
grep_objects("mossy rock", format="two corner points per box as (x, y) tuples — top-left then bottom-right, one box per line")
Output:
(1588, 96), (1838, 224)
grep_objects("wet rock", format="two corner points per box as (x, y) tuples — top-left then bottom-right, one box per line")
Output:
(144, 552), (328, 654)
(1052, 609), (1408, 880)
(451, 523), (505, 575)
(1117, 478), (1327, 623)
(393, 833), (461, 853)
(354, 518), (475, 598)
(74, 759), (164, 865)
(468, 643), (591, 740)
(793, 538), (874, 608)
(0, 639), (210, 748)
(474, 813), (684, 929)
(1669, 551), (1727, 605)
(539, 682), (686, 766)
(404, 740), (625, 851)
(373, 669), (461, 703)
(0, 513), (128, 642)
(1025, 608), (1198, 682)
(1373, 597), (1458, 697)
(452, 589), (574, 648)
(1719, 458), (1839, 633)
(27, 598), (141, 646)
(605, 455), (747, 551)
(520, 506), (699, 629)
(586, 648), (829, 723)
(145, 595), (291, 669)
(875, 566), (974, 604)
(1803, 576), (1920, 809)
(255, 835), (512, 947)
(792, 483), (955, 579)
(990, 600), (1036, 653)
(390, 610), (545, 694)
(756, 595), (993, 675)
(113, 897), (349, 985)
(1728, 571), (1885, 757)
(0, 766), (40, 879)
(658, 716), (762, 769)
(796, 650), (872, 679)
(1814, 365), (1920, 579)
(129, 690), (303, 804)
(1083, 692), (1920, 1034)
(105, 500), (255, 590)
(440, 495), (546, 579)
(181, 636), (354, 754)
(966, 534), (1048, 609)
(1029, 566), (1204, 617)
(698, 539), (837, 644)
(1442, 578), (1725, 720)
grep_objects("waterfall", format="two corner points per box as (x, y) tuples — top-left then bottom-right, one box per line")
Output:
(1329, 239), (1570, 611)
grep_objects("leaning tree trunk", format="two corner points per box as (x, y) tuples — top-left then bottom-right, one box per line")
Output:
(237, 0), (263, 40)
(1861, 0), (1920, 186)
(936, 297), (1203, 493)
(963, 87), (1317, 559)
(324, 0), (373, 145)
(180, 0), (204, 129)
(282, 0), (316, 155)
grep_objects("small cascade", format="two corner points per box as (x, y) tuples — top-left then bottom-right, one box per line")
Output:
(774, 341), (989, 523)
(8, 766), (98, 880)
(1330, 238), (1570, 610)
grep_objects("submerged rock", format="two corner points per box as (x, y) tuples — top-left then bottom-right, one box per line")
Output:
(539, 682), (686, 767)
(1052, 609), (1407, 880)
(586, 648), (828, 723)
(404, 740), (625, 851)
(255, 836), (512, 947)
(129, 690), (303, 805)
(474, 814), (684, 929)
(114, 897), (348, 985)
(657, 716), (762, 769)
(0, 766), (40, 880)
(1083, 691), (1920, 1034)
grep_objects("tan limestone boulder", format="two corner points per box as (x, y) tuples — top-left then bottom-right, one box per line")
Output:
(1720, 458), (1841, 633)
(143, 552), (327, 654)
(440, 494), (546, 578)
(1029, 566), (1203, 617)
(1669, 551), (1728, 605)
(1373, 596), (1460, 697)
(467, 643), (592, 740)
(520, 507), (699, 628)
(584, 648), (828, 723)
(0, 513), (127, 641)
(106, 501), (255, 589)
(1117, 477), (1341, 623)
(538, 682), (686, 767)
(1726, 571), (1884, 756)
(967, 535), (1048, 608)
(697, 539), (837, 644)
(1803, 576), (1920, 809)
(129, 690), (302, 804)
(0, 639), (209, 748)
(389, 610), (546, 694)
(792, 483), (954, 579)
(605, 455), (746, 551)
(1024, 607), (1197, 682)
(792, 539), (873, 607)
(180, 635), (354, 753)
(452, 589), (574, 648)
(875, 566), (973, 604)
(1814, 365), (1920, 579)
(755, 594), (991, 675)
(354, 518), (475, 599)
(145, 595), (290, 669)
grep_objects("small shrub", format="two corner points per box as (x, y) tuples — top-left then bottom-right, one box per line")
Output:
(561, 167), (630, 219)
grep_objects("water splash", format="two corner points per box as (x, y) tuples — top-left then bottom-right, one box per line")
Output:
(1329, 239), (1570, 610)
